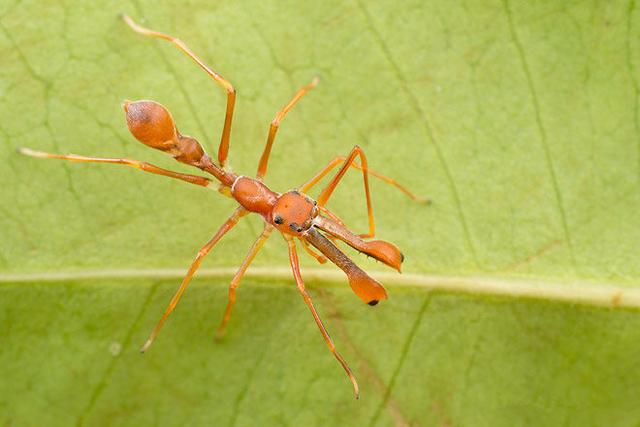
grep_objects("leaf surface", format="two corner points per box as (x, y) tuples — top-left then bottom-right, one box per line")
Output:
(1, 0), (639, 425)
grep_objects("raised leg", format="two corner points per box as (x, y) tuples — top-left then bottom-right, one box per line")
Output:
(19, 148), (212, 188)
(122, 15), (236, 168)
(256, 77), (319, 179)
(285, 236), (359, 399)
(141, 207), (247, 353)
(314, 146), (375, 238)
(302, 148), (428, 239)
(301, 155), (428, 203)
(216, 224), (274, 338)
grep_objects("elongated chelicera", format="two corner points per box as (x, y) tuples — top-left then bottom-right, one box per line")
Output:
(20, 14), (427, 399)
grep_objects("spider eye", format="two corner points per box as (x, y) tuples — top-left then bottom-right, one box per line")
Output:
(274, 215), (284, 225)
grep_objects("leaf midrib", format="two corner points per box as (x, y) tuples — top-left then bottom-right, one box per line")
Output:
(2, 267), (639, 309)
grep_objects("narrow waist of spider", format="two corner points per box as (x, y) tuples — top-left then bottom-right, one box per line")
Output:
(200, 158), (236, 187)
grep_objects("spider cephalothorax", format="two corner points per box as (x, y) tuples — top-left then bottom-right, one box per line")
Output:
(271, 191), (318, 235)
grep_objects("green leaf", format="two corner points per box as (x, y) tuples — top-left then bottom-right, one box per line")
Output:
(2, 0), (640, 425)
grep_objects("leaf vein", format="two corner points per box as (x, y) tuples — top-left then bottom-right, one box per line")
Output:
(0, 21), (82, 204)
(129, 0), (211, 146)
(75, 282), (159, 427)
(627, 0), (640, 184)
(4, 268), (640, 309)
(354, 0), (479, 268)
(502, 0), (576, 269)
(368, 294), (431, 427)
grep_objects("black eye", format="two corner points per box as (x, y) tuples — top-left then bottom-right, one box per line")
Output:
(274, 215), (284, 225)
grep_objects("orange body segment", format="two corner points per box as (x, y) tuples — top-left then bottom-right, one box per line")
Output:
(361, 240), (404, 272)
(270, 191), (318, 235)
(124, 100), (177, 149)
(230, 176), (278, 217)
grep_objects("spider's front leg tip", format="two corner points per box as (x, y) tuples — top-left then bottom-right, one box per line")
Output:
(214, 328), (226, 342)
(344, 367), (360, 399)
(121, 13), (141, 31)
(310, 76), (321, 87)
(139, 339), (153, 354)
(417, 196), (432, 205)
(18, 147), (44, 158)
(352, 380), (360, 400)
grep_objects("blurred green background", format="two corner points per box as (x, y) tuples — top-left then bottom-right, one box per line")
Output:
(1, 0), (640, 425)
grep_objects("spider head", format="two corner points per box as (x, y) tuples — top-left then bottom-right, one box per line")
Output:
(271, 190), (319, 236)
